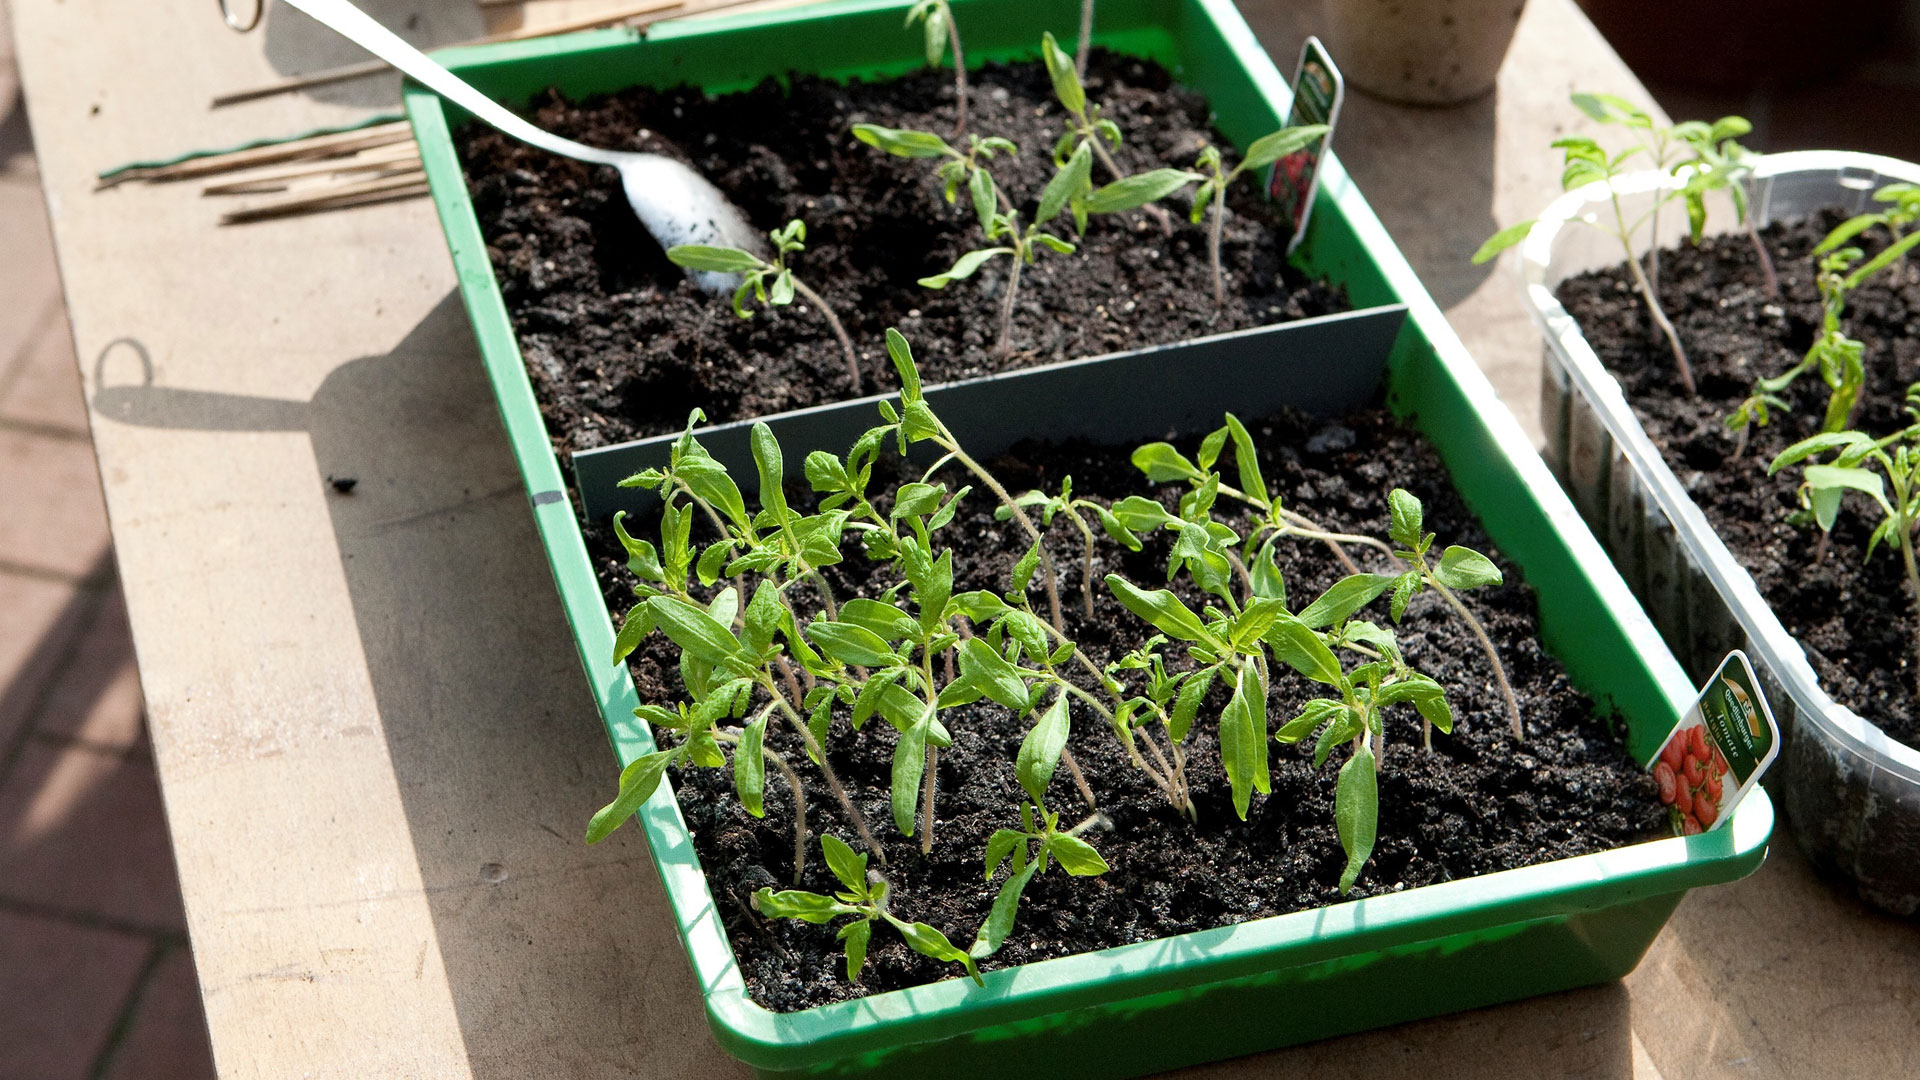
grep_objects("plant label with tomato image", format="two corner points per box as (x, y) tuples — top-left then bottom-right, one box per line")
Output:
(1648, 651), (1779, 837)
(1270, 36), (1343, 256)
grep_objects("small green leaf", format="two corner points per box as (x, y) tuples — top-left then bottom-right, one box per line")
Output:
(959, 636), (1031, 710)
(1295, 573), (1399, 629)
(1387, 489), (1423, 549)
(1109, 495), (1177, 533)
(983, 828), (1027, 880)
(1276, 697), (1346, 743)
(1040, 31), (1086, 114)
(1336, 742), (1379, 894)
(1217, 660), (1270, 820)
(1169, 665), (1217, 742)
(919, 247), (1013, 289)
(1130, 442), (1202, 484)
(735, 711), (768, 817)
(753, 887), (856, 924)
(1471, 220), (1536, 264)
(839, 598), (918, 642)
(1248, 536), (1286, 603)
(1037, 141), (1094, 226)
(586, 748), (677, 843)
(1016, 690), (1071, 805)
(1222, 413), (1267, 507)
(971, 860), (1039, 959)
(969, 166), (997, 233)
(647, 597), (741, 665)
(1389, 570), (1420, 623)
(891, 703), (933, 836)
(838, 919), (872, 980)
(821, 833), (869, 894)
(886, 916), (982, 985)
(612, 602), (654, 664)
(1046, 832), (1109, 876)
(1105, 575), (1219, 646)
(1263, 613), (1344, 685)
(1238, 124), (1327, 171)
(1433, 547), (1504, 590)
(805, 621), (897, 667)
(1082, 168), (1202, 216)
(666, 245), (765, 273)
(852, 122), (955, 159)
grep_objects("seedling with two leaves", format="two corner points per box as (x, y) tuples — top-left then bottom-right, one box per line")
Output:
(905, 0), (969, 134)
(1188, 124), (1328, 307)
(667, 218), (864, 393)
(754, 834), (982, 983)
(1768, 385), (1920, 686)
(1038, 32), (1180, 236)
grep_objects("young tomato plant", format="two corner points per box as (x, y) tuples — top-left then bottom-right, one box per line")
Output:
(1813, 182), (1920, 288)
(1769, 387), (1920, 686)
(1186, 124), (1328, 307)
(667, 219), (864, 393)
(1038, 32), (1179, 235)
(754, 834), (982, 983)
(1475, 94), (1705, 394)
(905, 0), (969, 135)
(1671, 115), (1774, 296)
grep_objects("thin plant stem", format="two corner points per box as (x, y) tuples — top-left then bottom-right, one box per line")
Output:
(766, 684), (886, 863)
(1061, 502), (1099, 616)
(1896, 472), (1920, 693)
(1075, 0), (1093, 76)
(717, 725), (809, 883)
(1208, 178), (1227, 307)
(791, 277), (862, 393)
(921, 742), (939, 854)
(1429, 578), (1523, 740)
(1609, 189), (1694, 393)
(938, 435), (1067, 632)
(1747, 217), (1780, 297)
(997, 250), (1023, 357)
(946, 3), (968, 137)
(1060, 748), (1098, 810)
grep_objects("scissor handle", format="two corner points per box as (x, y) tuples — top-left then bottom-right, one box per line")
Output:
(219, 0), (263, 32)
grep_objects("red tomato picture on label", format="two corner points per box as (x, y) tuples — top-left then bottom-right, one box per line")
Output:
(1695, 795), (1719, 828)
(1661, 737), (1686, 772)
(1688, 724), (1709, 759)
(1654, 761), (1677, 805)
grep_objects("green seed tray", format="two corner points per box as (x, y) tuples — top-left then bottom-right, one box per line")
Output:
(402, 0), (1773, 1075)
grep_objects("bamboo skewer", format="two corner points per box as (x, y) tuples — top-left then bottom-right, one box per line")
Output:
(200, 143), (422, 195)
(211, 0), (689, 107)
(220, 169), (430, 224)
(98, 122), (414, 188)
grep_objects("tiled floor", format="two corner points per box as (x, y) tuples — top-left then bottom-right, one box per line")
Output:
(0, 4), (216, 1076)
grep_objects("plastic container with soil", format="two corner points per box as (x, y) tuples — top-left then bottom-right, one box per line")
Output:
(1520, 150), (1920, 916)
(402, 0), (1773, 1074)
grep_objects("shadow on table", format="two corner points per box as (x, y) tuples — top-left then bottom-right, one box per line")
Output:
(88, 291), (1644, 1078)
(229, 0), (483, 108)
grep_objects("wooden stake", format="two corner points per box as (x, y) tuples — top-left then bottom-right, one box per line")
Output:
(99, 122), (414, 188)
(220, 170), (429, 224)
(200, 143), (422, 195)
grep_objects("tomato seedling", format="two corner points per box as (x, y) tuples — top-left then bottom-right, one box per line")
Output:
(905, 0), (969, 135)
(755, 834), (982, 983)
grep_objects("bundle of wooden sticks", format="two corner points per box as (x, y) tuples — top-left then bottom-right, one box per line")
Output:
(97, 0), (812, 223)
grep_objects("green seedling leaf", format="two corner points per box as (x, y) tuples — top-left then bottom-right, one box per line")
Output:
(919, 246), (1014, 289)
(1217, 660), (1270, 820)
(852, 122), (954, 158)
(735, 711), (768, 817)
(1016, 690), (1071, 804)
(891, 703), (934, 836)
(1082, 168), (1202, 215)
(586, 748), (676, 843)
(1387, 489), (1424, 549)
(840, 598), (918, 643)
(1038, 141), (1094, 226)
(1276, 697), (1347, 742)
(805, 621), (898, 667)
(1238, 124), (1328, 171)
(1222, 413), (1267, 506)
(1169, 665), (1217, 742)
(1433, 546), (1504, 590)
(1377, 673), (1453, 733)
(666, 245), (766, 273)
(753, 887), (856, 924)
(1249, 536), (1286, 603)
(1109, 495), (1177, 532)
(1295, 573), (1399, 629)
(821, 833), (869, 894)
(1471, 220), (1537, 264)
(1046, 833), (1109, 876)
(983, 828), (1027, 880)
(885, 327), (923, 401)
(612, 603), (654, 664)
(1263, 613), (1343, 685)
(1105, 575), (1218, 646)
(838, 919), (872, 981)
(959, 636), (1030, 710)
(971, 859), (1039, 959)
(886, 916), (983, 985)
(611, 511), (665, 581)
(1040, 30), (1085, 114)
(1336, 742), (1379, 893)
(1131, 442), (1202, 483)
(647, 597), (741, 665)
(1768, 431), (1874, 474)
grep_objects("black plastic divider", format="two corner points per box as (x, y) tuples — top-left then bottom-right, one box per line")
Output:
(573, 305), (1409, 520)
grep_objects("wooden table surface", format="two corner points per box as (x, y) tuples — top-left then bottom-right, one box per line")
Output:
(8, 0), (1916, 1075)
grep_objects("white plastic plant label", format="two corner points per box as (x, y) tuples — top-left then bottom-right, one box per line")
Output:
(1270, 36), (1343, 255)
(1648, 651), (1779, 836)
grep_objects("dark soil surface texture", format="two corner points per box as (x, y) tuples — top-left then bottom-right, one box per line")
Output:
(457, 51), (1348, 454)
(588, 406), (1664, 1011)
(1556, 211), (1920, 750)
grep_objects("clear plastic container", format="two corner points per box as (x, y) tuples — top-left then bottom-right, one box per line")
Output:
(1523, 151), (1920, 916)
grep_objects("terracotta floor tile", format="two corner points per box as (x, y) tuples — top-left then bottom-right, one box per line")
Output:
(35, 587), (146, 752)
(0, 907), (152, 1080)
(100, 945), (215, 1080)
(0, 308), (87, 436)
(0, 571), (91, 749)
(0, 427), (110, 580)
(0, 742), (185, 932)
(0, 179), (57, 360)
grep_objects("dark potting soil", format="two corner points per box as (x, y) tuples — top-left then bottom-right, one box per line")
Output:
(456, 51), (1348, 455)
(586, 406), (1664, 1011)
(1556, 210), (1920, 751)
